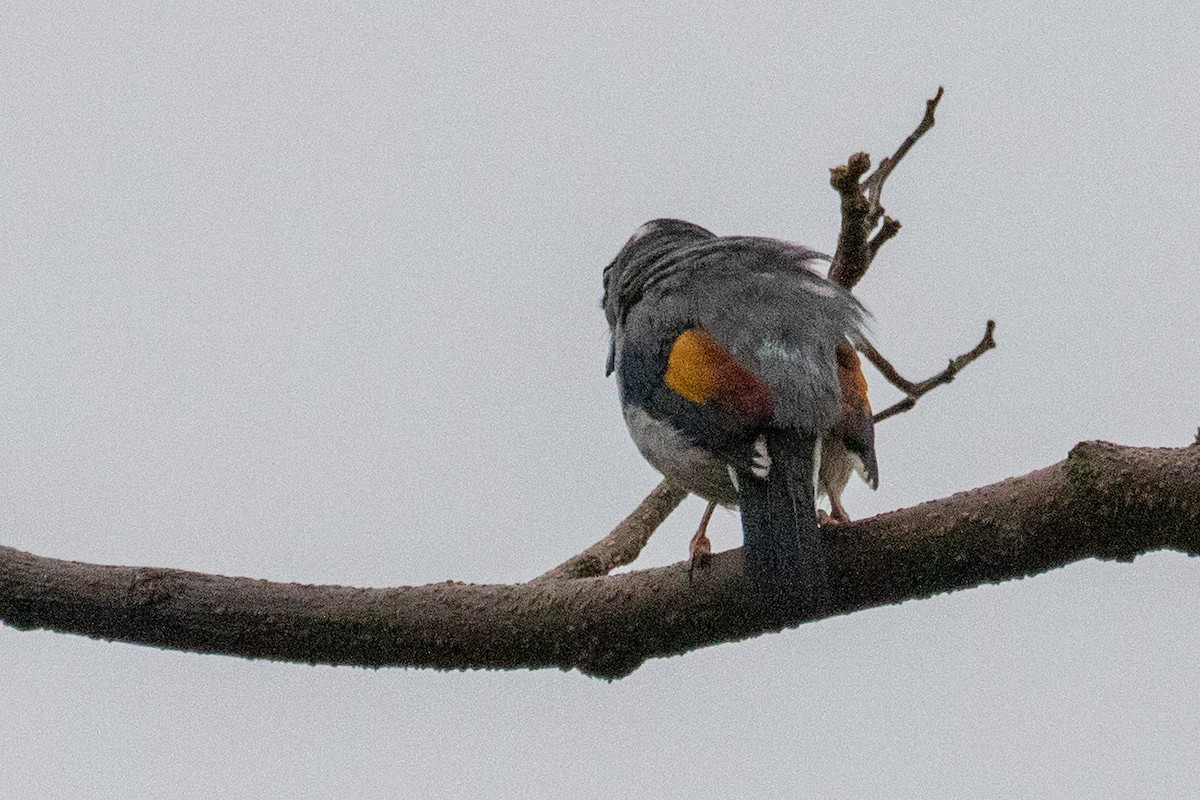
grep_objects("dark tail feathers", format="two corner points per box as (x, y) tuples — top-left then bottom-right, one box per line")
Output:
(736, 429), (830, 620)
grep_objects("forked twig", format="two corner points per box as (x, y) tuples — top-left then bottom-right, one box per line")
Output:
(863, 86), (945, 223)
(822, 87), (994, 420)
(828, 86), (944, 289)
(866, 320), (997, 423)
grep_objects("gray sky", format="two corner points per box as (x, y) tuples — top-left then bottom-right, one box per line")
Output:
(3, 2), (1198, 798)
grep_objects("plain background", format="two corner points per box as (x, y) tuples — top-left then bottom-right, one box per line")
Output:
(2, 3), (1198, 798)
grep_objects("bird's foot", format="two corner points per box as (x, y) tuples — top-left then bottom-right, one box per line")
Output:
(818, 507), (851, 526)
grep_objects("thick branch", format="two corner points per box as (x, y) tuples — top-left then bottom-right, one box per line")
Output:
(3, 442), (1197, 680)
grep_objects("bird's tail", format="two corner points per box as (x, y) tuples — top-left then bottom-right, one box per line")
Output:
(736, 429), (829, 620)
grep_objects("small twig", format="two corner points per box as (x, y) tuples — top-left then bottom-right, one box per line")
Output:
(858, 339), (919, 396)
(862, 86), (944, 226)
(534, 480), (687, 581)
(829, 87), (944, 289)
(867, 217), (902, 262)
(868, 320), (997, 423)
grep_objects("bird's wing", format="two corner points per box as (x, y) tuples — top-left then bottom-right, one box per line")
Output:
(830, 342), (879, 488)
(616, 325), (773, 466)
(642, 237), (865, 436)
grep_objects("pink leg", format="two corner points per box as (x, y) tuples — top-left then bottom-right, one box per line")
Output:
(689, 501), (716, 569)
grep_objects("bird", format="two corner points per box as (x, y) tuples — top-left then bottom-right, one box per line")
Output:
(602, 218), (877, 617)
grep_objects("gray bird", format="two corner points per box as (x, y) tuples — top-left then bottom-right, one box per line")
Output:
(603, 219), (877, 616)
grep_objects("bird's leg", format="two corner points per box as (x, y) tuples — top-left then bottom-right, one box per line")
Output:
(688, 501), (716, 571)
(827, 492), (851, 524)
(817, 488), (852, 526)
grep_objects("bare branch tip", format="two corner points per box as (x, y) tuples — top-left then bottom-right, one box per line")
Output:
(867, 217), (903, 259)
(983, 319), (997, 346)
(830, 154), (871, 194)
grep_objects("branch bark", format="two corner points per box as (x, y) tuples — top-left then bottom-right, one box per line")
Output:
(3, 441), (1197, 680)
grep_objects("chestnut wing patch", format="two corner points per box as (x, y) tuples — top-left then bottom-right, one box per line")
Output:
(832, 342), (878, 488)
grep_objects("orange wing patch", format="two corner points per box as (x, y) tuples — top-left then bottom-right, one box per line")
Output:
(665, 329), (774, 421)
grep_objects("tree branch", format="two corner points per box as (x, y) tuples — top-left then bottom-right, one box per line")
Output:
(817, 87), (994, 425)
(535, 480), (687, 581)
(829, 87), (944, 289)
(4, 441), (1197, 680)
(867, 320), (997, 422)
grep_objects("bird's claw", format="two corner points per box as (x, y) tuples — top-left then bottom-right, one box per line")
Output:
(818, 508), (851, 527)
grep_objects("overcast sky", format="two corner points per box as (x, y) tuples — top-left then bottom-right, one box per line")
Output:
(3, 3), (1199, 798)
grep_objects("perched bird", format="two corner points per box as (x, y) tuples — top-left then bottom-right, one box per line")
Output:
(602, 219), (877, 615)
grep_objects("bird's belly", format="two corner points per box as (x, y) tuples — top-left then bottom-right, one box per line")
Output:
(622, 405), (740, 505)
